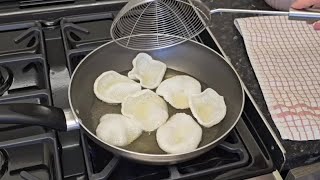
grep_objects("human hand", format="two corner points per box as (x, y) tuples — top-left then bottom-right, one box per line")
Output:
(291, 0), (320, 30)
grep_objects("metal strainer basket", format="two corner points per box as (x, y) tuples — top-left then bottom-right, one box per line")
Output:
(110, 0), (320, 51)
(111, 0), (210, 50)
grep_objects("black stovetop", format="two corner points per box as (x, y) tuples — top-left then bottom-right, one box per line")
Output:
(0, 1), (275, 179)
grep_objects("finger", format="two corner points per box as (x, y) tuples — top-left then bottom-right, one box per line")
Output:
(313, 21), (320, 30)
(291, 0), (319, 9)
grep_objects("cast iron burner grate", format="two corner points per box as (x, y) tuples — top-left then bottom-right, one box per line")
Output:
(0, 133), (62, 180)
(0, 20), (61, 180)
(0, 21), (50, 99)
(61, 12), (117, 74)
(0, 21), (52, 141)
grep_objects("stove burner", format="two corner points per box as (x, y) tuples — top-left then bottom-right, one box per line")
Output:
(0, 66), (13, 96)
(0, 150), (8, 179)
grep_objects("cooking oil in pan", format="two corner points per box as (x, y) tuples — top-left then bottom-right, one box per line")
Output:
(90, 68), (221, 154)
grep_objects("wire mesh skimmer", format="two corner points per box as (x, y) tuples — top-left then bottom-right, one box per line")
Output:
(110, 0), (320, 51)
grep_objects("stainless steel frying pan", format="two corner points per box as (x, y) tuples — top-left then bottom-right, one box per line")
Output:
(0, 38), (244, 165)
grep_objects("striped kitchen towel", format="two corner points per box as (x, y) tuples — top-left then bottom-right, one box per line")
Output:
(235, 16), (320, 140)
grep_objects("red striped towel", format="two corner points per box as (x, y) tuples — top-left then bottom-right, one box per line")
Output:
(235, 16), (320, 140)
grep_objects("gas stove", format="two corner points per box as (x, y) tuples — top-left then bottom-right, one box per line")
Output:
(0, 1), (282, 179)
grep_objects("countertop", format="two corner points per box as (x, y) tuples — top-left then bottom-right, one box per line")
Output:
(206, 0), (320, 171)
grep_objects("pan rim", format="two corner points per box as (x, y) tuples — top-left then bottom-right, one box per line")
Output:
(68, 37), (245, 158)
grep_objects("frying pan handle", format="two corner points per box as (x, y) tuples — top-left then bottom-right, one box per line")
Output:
(0, 103), (68, 131)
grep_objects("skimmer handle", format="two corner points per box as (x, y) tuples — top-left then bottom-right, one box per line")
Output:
(210, 8), (320, 21)
(210, 9), (289, 16)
